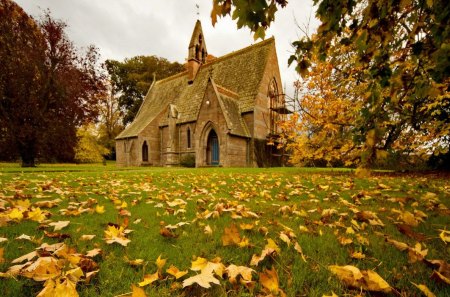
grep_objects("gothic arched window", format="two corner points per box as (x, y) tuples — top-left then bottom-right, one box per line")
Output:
(187, 128), (192, 149)
(142, 141), (148, 162)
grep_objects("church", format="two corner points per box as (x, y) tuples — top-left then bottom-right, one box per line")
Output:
(115, 20), (289, 167)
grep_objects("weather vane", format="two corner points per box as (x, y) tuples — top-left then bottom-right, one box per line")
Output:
(196, 3), (200, 17)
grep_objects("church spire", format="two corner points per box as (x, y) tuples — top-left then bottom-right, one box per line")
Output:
(187, 20), (207, 84)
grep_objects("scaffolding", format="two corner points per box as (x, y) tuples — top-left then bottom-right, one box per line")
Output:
(264, 80), (298, 166)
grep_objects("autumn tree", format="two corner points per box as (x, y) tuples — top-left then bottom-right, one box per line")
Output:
(212, 0), (450, 169)
(74, 124), (110, 163)
(97, 80), (123, 159)
(279, 39), (365, 167)
(0, 1), (105, 166)
(105, 56), (184, 125)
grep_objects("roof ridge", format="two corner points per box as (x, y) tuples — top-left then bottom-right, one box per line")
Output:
(152, 37), (275, 86)
(204, 37), (275, 67)
(155, 70), (188, 85)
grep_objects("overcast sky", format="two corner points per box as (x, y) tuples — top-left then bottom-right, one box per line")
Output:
(15, 0), (319, 98)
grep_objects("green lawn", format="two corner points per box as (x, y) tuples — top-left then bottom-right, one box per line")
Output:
(0, 163), (449, 296)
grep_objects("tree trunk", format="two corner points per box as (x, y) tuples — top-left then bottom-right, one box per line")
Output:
(18, 139), (37, 167)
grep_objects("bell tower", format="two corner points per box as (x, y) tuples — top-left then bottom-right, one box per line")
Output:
(187, 20), (207, 84)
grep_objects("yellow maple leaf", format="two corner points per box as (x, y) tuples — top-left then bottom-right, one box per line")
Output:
(259, 267), (280, 294)
(131, 284), (147, 297)
(95, 205), (105, 214)
(362, 269), (391, 293)
(37, 277), (78, 297)
(439, 229), (450, 244)
(166, 265), (188, 279)
(138, 272), (159, 287)
(411, 282), (436, 297)
(190, 257), (208, 271)
(408, 242), (428, 263)
(155, 255), (166, 273)
(104, 225), (131, 246)
(22, 257), (61, 281)
(8, 208), (24, 221)
(28, 208), (46, 222)
(350, 251), (366, 259)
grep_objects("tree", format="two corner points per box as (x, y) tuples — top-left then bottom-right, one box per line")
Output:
(279, 40), (365, 167)
(0, 0), (105, 166)
(212, 0), (449, 170)
(97, 80), (124, 159)
(74, 124), (110, 163)
(105, 56), (185, 125)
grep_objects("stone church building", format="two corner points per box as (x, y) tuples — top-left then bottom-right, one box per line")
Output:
(115, 20), (288, 167)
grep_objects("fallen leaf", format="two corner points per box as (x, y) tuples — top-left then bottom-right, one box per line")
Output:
(431, 270), (450, 285)
(85, 248), (102, 258)
(329, 265), (391, 293)
(15, 234), (32, 241)
(190, 257), (208, 271)
(226, 264), (254, 284)
(396, 224), (427, 241)
(204, 225), (213, 235)
(156, 255), (166, 273)
(182, 270), (220, 288)
(294, 242), (307, 262)
(259, 267), (280, 294)
(408, 242), (428, 263)
(138, 272), (159, 287)
(411, 282), (436, 297)
(159, 227), (177, 238)
(166, 265), (188, 279)
(95, 205), (105, 214)
(222, 224), (242, 246)
(80, 235), (96, 241)
(439, 229), (450, 244)
(49, 221), (70, 231)
(131, 284), (147, 297)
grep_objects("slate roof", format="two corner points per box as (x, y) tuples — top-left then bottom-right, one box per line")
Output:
(116, 37), (274, 140)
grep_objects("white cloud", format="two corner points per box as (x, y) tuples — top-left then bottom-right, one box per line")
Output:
(15, 0), (320, 98)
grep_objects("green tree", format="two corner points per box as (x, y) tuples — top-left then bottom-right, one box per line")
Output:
(212, 0), (450, 170)
(105, 56), (185, 125)
(0, 0), (105, 166)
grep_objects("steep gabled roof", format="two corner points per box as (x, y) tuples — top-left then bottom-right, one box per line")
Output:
(116, 37), (275, 140)
(211, 79), (250, 138)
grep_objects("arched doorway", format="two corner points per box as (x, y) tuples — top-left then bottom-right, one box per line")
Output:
(206, 130), (219, 165)
(142, 141), (148, 162)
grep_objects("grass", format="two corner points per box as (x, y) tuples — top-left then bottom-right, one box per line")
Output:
(0, 163), (449, 296)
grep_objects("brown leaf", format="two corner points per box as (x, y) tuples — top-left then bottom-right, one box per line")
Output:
(44, 231), (70, 240)
(159, 227), (177, 238)
(222, 224), (241, 246)
(396, 223), (427, 241)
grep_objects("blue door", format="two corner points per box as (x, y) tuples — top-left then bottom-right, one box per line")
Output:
(207, 130), (219, 165)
